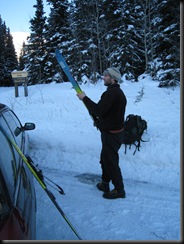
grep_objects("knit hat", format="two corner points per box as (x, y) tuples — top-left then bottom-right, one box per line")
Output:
(103, 67), (121, 82)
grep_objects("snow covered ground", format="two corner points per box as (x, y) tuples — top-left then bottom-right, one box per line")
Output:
(0, 75), (181, 241)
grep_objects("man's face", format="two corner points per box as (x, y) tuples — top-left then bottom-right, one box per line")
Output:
(103, 73), (113, 86)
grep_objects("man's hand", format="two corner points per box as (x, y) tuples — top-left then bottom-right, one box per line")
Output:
(77, 92), (86, 100)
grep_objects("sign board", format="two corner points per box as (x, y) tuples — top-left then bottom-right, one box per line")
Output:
(11, 71), (28, 78)
(11, 71), (29, 97)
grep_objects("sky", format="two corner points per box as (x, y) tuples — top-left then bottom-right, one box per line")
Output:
(0, 73), (181, 241)
(0, 0), (50, 57)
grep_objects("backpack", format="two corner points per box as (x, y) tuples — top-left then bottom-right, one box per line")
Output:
(122, 114), (148, 155)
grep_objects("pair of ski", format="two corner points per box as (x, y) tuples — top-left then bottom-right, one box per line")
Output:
(55, 49), (98, 126)
(55, 49), (82, 94)
(0, 125), (82, 240)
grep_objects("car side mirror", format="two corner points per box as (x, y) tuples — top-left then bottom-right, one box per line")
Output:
(14, 123), (36, 137)
(24, 123), (36, 131)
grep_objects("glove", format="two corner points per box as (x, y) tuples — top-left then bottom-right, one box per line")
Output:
(90, 113), (100, 130)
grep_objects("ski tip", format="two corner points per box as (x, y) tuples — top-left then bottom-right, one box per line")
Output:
(55, 49), (60, 55)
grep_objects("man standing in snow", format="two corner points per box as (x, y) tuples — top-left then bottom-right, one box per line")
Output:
(77, 67), (127, 199)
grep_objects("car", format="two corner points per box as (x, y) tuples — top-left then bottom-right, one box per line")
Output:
(0, 103), (36, 240)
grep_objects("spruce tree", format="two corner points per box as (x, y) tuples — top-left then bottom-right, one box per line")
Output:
(116, 0), (146, 81)
(5, 28), (18, 71)
(44, 0), (71, 83)
(19, 41), (26, 70)
(154, 0), (180, 86)
(0, 16), (18, 86)
(71, 0), (124, 82)
(71, 0), (101, 81)
(0, 16), (6, 86)
(25, 0), (47, 84)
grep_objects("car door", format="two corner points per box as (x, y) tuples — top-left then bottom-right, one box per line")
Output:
(0, 107), (36, 239)
(0, 129), (29, 239)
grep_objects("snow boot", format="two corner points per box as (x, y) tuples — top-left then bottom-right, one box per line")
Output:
(96, 181), (110, 193)
(103, 188), (126, 199)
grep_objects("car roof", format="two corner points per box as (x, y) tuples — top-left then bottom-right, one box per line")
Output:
(0, 103), (9, 113)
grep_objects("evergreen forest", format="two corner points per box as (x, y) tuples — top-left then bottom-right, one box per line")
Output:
(0, 0), (180, 87)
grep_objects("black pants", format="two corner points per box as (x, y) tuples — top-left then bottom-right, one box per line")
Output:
(100, 130), (125, 191)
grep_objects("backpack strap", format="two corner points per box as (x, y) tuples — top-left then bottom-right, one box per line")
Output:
(124, 144), (127, 154)
(132, 140), (141, 155)
(124, 144), (132, 154)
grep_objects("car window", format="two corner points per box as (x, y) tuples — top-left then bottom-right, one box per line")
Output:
(0, 130), (17, 199)
(1, 110), (23, 149)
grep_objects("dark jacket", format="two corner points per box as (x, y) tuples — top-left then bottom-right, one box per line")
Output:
(83, 83), (127, 131)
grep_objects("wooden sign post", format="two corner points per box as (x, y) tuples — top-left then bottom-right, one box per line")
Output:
(11, 71), (28, 97)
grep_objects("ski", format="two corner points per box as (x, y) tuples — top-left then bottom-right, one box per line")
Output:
(55, 49), (82, 94)
(55, 49), (98, 127)
(0, 125), (82, 240)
